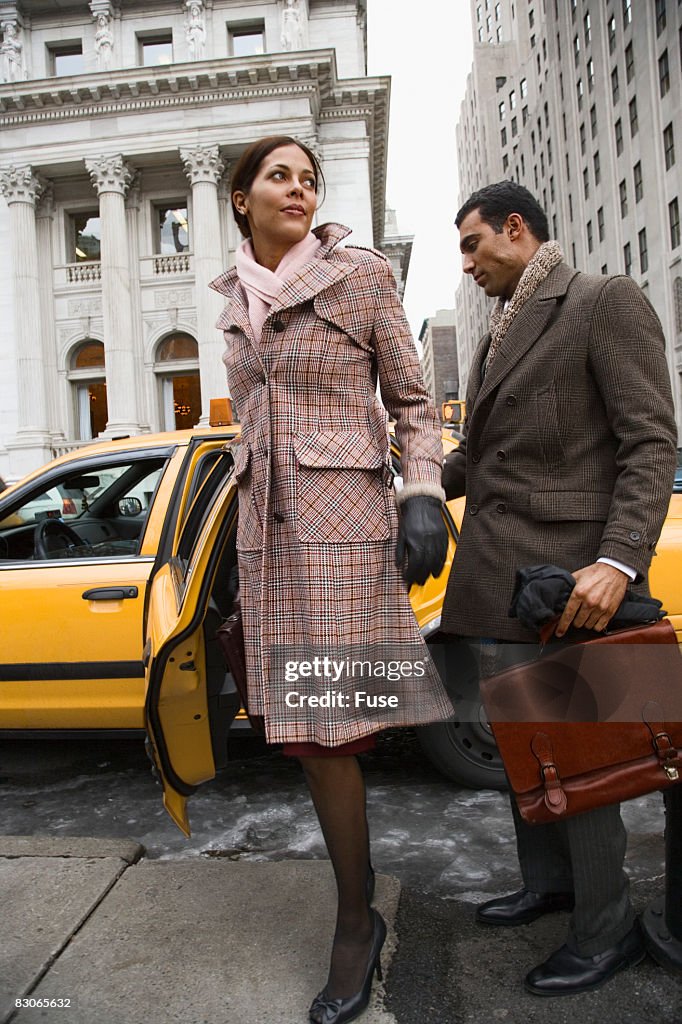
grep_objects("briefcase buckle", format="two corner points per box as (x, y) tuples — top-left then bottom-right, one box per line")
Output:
(664, 764), (680, 781)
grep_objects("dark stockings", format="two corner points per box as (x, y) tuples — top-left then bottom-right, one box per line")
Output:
(300, 755), (374, 999)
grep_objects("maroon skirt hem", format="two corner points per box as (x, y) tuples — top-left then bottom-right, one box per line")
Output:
(281, 735), (378, 758)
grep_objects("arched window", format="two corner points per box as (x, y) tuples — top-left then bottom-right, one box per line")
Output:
(68, 341), (108, 439)
(154, 332), (201, 430)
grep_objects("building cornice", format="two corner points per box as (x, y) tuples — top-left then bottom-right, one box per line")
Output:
(0, 49), (390, 246)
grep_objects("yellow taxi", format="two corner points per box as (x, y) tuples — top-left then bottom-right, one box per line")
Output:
(2, 427), (680, 832)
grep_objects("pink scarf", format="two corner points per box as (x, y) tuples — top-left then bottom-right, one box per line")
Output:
(235, 231), (322, 342)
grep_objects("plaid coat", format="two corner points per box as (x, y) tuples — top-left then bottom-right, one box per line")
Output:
(442, 264), (677, 641)
(209, 223), (452, 744)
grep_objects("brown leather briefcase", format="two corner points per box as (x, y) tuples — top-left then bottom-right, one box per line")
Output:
(480, 619), (682, 823)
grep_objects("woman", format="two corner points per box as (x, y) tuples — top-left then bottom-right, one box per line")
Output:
(210, 136), (452, 1024)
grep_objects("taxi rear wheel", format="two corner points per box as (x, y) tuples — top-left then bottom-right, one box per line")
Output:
(415, 713), (507, 790)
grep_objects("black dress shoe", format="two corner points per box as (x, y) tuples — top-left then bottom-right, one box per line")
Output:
(476, 887), (575, 926)
(524, 924), (646, 996)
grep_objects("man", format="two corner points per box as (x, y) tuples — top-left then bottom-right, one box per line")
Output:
(442, 181), (677, 996)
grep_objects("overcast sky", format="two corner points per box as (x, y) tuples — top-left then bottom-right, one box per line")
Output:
(366, 1), (474, 340)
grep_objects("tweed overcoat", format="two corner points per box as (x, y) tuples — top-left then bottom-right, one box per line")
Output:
(209, 223), (452, 745)
(442, 263), (677, 642)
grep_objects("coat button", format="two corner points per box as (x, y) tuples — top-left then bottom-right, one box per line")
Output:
(273, 512), (285, 523)
(496, 450), (506, 461)
(496, 502), (507, 513)
(272, 319), (286, 332)
(469, 503), (479, 515)
(629, 530), (641, 541)
(472, 453), (481, 464)
(505, 395), (517, 406)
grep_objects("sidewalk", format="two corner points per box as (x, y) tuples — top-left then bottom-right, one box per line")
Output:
(0, 837), (400, 1024)
(2, 836), (681, 1024)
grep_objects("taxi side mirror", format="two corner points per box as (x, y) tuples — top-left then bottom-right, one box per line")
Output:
(118, 497), (143, 517)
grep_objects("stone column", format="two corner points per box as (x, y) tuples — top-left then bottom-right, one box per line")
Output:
(181, 144), (230, 422)
(0, 165), (53, 469)
(35, 182), (67, 445)
(85, 154), (141, 436)
(124, 173), (150, 433)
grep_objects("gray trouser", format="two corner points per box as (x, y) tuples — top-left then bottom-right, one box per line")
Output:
(445, 636), (635, 956)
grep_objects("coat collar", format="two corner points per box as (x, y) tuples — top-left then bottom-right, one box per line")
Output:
(474, 263), (578, 406)
(210, 223), (355, 336)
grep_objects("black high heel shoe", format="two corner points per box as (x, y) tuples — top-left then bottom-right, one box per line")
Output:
(308, 909), (387, 1024)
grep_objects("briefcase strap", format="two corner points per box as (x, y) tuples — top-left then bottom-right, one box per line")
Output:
(530, 733), (568, 815)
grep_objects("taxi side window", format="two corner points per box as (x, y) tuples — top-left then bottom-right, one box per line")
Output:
(0, 457), (167, 562)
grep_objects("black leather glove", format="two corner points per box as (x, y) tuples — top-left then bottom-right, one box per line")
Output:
(395, 495), (448, 587)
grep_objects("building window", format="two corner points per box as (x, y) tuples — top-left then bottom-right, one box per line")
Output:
(611, 66), (619, 104)
(511, 116), (518, 137)
(520, 77), (528, 98)
(571, 0), (577, 19)
(659, 50), (670, 96)
(499, 101), (506, 120)
(623, 0), (632, 26)
(229, 23), (265, 56)
(608, 14), (616, 53)
(550, 175), (555, 201)
(138, 33), (173, 66)
(583, 166), (589, 198)
(619, 179), (628, 217)
(572, 242), (577, 265)
(625, 42), (634, 82)
(629, 96), (638, 136)
(70, 341), (107, 440)
(574, 34), (580, 62)
(522, 104), (529, 125)
(529, 7), (535, 27)
(503, 154), (509, 172)
(664, 123), (676, 169)
(48, 42), (84, 76)
(70, 212), (101, 262)
(566, 152), (571, 180)
(601, 264), (608, 274)
(615, 118), (624, 155)
(594, 150), (601, 185)
(598, 205), (605, 241)
(495, 2), (501, 19)
(587, 220), (594, 253)
(154, 204), (189, 254)
(590, 104), (597, 138)
(577, 77), (584, 110)
(580, 122), (586, 154)
(656, 0), (667, 36)
(670, 198), (681, 249)
(477, 5), (482, 21)
(478, 26), (483, 41)
(531, 130), (536, 154)
(633, 161), (643, 202)
(584, 12), (591, 44)
(587, 58), (595, 90)
(497, 25), (503, 42)
(639, 228), (648, 273)
(501, 127), (507, 146)
(547, 137), (552, 165)
(155, 334), (201, 430)
(569, 192), (573, 220)
(510, 89), (516, 109)
(623, 242), (632, 276)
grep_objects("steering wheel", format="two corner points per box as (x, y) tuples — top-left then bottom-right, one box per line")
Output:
(33, 518), (84, 559)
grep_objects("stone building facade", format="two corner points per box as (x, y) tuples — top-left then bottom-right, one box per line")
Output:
(455, 0), (682, 418)
(0, 0), (399, 478)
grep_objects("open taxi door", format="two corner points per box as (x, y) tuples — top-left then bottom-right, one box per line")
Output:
(143, 444), (241, 836)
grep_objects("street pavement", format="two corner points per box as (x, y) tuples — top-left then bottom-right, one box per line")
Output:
(2, 833), (681, 1024)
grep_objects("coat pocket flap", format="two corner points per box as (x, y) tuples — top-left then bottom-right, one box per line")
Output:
(294, 431), (384, 470)
(530, 490), (613, 522)
(232, 441), (252, 481)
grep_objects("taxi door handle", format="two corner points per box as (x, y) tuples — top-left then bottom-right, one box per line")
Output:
(82, 586), (139, 601)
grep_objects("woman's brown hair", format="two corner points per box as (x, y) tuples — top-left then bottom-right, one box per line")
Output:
(230, 135), (324, 238)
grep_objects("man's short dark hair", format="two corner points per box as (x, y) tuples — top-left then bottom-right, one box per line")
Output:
(456, 181), (550, 243)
